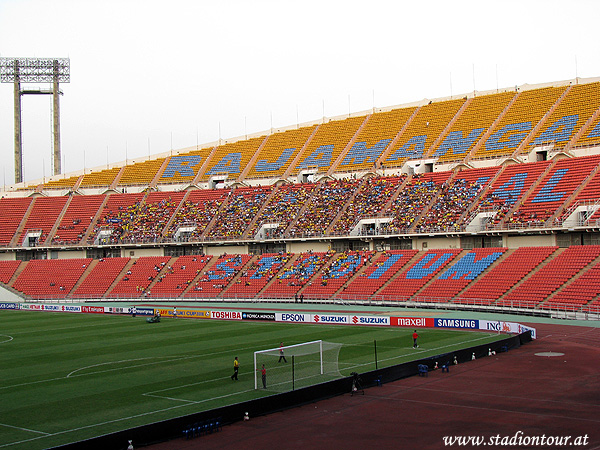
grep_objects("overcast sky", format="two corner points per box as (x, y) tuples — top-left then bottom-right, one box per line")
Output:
(1, 0), (599, 185)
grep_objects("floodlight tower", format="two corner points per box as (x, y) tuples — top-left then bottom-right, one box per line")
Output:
(0, 57), (70, 183)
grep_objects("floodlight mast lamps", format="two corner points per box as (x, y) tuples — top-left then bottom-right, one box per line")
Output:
(0, 57), (70, 184)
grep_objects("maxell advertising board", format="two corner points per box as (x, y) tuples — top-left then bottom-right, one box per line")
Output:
(391, 317), (434, 328)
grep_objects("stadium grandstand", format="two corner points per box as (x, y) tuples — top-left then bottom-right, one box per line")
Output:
(1, 77), (600, 318)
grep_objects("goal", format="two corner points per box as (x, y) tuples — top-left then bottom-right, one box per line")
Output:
(254, 340), (343, 391)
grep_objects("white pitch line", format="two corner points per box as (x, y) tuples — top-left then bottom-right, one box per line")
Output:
(0, 422), (49, 435)
(0, 335), (13, 344)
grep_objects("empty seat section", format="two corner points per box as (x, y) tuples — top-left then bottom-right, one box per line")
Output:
(301, 250), (374, 298)
(149, 254), (212, 298)
(341, 250), (418, 299)
(383, 98), (465, 168)
(262, 252), (332, 299)
(12, 258), (92, 299)
(544, 262), (600, 309)
(52, 194), (105, 245)
(71, 257), (130, 298)
(197, 136), (265, 182)
(459, 247), (556, 305)
(0, 197), (32, 246)
(289, 116), (365, 176)
(117, 158), (167, 186)
(472, 86), (566, 160)
(16, 196), (68, 246)
(416, 248), (506, 302)
(0, 260), (22, 283)
(108, 256), (171, 298)
(246, 125), (317, 179)
(434, 91), (515, 162)
(511, 154), (600, 226)
(225, 253), (292, 298)
(476, 160), (551, 227)
(338, 107), (416, 172)
(158, 148), (210, 185)
(528, 82), (600, 151)
(378, 249), (461, 301)
(42, 174), (80, 190)
(499, 245), (600, 308)
(184, 254), (252, 298)
(79, 167), (121, 188)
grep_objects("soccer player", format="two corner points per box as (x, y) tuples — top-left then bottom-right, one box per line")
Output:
(278, 342), (287, 363)
(412, 330), (419, 348)
(261, 364), (267, 388)
(231, 357), (239, 380)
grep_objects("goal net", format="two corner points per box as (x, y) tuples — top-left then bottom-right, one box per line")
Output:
(254, 340), (343, 392)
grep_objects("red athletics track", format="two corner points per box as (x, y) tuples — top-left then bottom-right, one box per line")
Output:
(146, 323), (600, 450)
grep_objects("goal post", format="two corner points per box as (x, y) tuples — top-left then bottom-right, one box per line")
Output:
(254, 340), (342, 391)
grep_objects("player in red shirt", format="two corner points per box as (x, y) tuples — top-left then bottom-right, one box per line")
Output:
(412, 330), (419, 348)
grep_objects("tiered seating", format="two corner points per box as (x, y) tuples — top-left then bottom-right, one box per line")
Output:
(434, 91), (515, 162)
(477, 160), (551, 227)
(0, 260), (22, 283)
(224, 253), (292, 298)
(331, 176), (405, 234)
(287, 179), (361, 237)
(16, 196), (68, 246)
(108, 256), (171, 297)
(246, 183), (317, 239)
(79, 167), (121, 188)
(378, 249), (462, 301)
(0, 197), (32, 246)
(384, 98), (465, 166)
(122, 191), (186, 242)
(340, 250), (418, 299)
(575, 113), (600, 148)
(472, 86), (567, 159)
(510, 154), (600, 226)
(543, 261), (600, 309)
(528, 82), (600, 150)
(245, 125), (317, 179)
(206, 186), (273, 239)
(52, 194), (105, 245)
(88, 192), (145, 244)
(415, 248), (506, 302)
(11, 258), (92, 299)
(118, 158), (167, 186)
(158, 148), (209, 185)
(165, 189), (229, 240)
(42, 174), (80, 190)
(498, 245), (600, 308)
(337, 107), (416, 171)
(184, 254), (251, 298)
(197, 136), (265, 182)
(70, 257), (129, 298)
(458, 247), (556, 305)
(301, 250), (374, 298)
(386, 172), (452, 233)
(415, 167), (499, 232)
(290, 116), (365, 176)
(560, 157), (600, 224)
(149, 254), (212, 298)
(262, 252), (332, 298)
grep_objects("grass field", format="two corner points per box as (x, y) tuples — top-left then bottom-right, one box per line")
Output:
(0, 310), (506, 449)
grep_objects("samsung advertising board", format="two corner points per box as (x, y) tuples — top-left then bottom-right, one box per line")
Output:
(434, 318), (479, 329)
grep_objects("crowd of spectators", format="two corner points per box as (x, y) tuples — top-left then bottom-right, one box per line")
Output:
(207, 187), (272, 238)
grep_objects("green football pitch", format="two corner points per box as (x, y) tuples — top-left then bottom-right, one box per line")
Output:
(0, 310), (506, 449)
